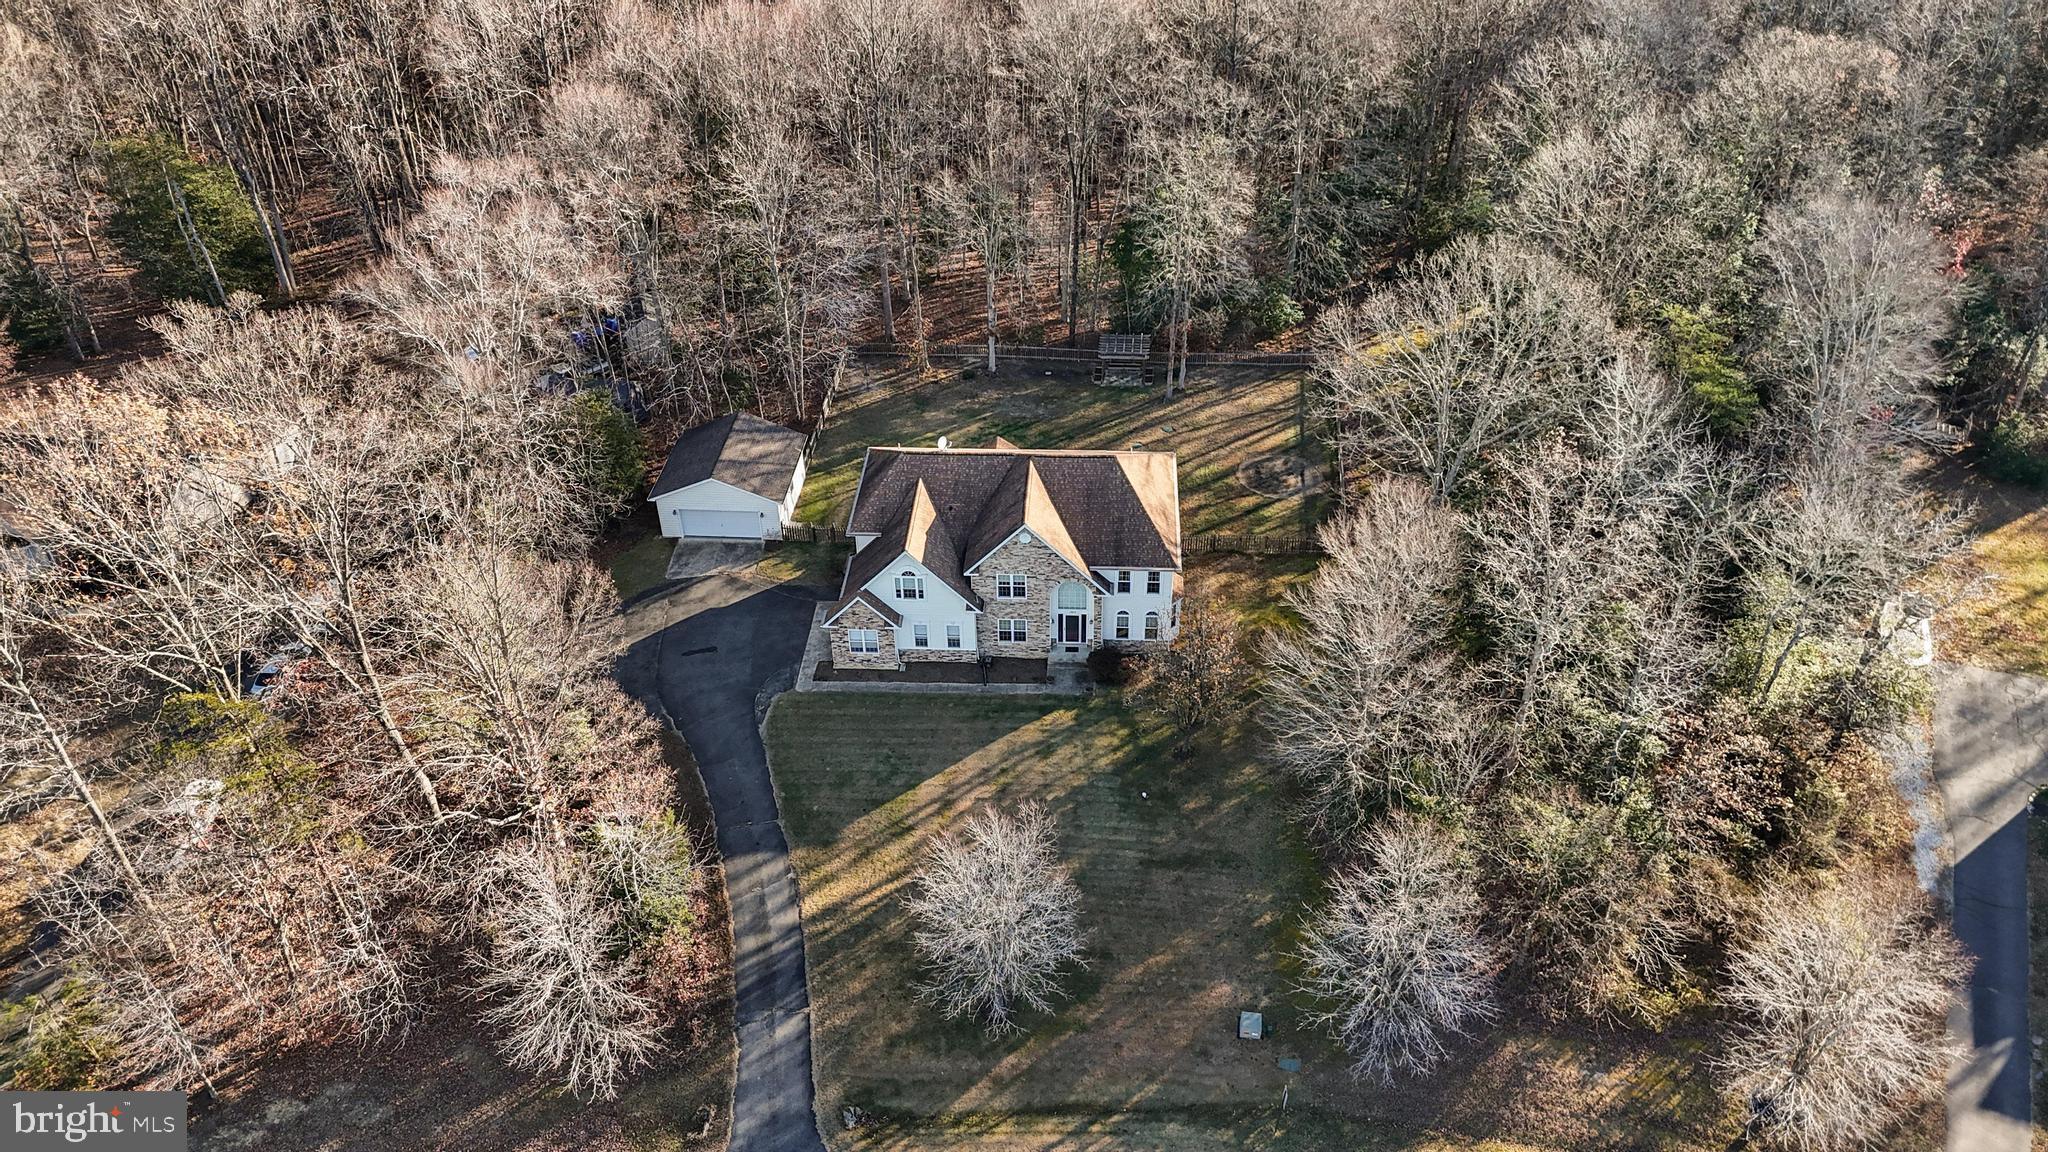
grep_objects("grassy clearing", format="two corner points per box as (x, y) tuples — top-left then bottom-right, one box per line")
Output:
(759, 539), (850, 589)
(1944, 497), (2048, 676)
(609, 529), (677, 602)
(801, 361), (1326, 538)
(769, 690), (1734, 1152)
(768, 545), (1733, 1152)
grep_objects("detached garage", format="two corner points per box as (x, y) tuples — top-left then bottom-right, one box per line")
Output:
(650, 412), (809, 540)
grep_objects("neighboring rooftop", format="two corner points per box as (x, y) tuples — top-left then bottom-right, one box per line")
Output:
(652, 412), (807, 501)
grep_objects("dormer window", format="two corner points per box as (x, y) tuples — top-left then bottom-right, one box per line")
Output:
(1116, 570), (1132, 593)
(895, 571), (925, 599)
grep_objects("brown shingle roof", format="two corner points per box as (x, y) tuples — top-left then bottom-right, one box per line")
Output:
(846, 446), (1180, 573)
(822, 589), (902, 627)
(651, 412), (806, 501)
(840, 479), (980, 606)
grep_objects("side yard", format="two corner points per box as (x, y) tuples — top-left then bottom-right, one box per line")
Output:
(799, 361), (1326, 540)
(765, 559), (1734, 1152)
(1937, 474), (2048, 677)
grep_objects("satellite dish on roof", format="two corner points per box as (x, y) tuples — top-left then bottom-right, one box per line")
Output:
(937, 435), (951, 450)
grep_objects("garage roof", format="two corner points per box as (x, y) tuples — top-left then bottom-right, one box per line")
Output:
(651, 412), (807, 502)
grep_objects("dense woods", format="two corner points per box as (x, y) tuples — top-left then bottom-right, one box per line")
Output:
(1, 0), (2045, 1145)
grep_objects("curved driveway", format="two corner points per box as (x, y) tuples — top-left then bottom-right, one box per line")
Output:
(617, 571), (828, 1152)
(1934, 664), (2048, 1152)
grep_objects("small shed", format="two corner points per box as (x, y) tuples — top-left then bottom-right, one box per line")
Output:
(1094, 334), (1154, 388)
(650, 413), (808, 540)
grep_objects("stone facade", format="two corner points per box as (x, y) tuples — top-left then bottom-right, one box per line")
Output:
(826, 599), (898, 669)
(968, 533), (1097, 659)
(899, 615), (979, 662)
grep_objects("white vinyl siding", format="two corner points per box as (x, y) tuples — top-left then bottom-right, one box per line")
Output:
(653, 477), (786, 541)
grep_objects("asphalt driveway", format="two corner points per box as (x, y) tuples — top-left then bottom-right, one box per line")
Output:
(616, 570), (828, 1152)
(1934, 664), (2048, 1152)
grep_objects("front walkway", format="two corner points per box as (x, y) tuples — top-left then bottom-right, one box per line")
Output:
(1934, 663), (2048, 1152)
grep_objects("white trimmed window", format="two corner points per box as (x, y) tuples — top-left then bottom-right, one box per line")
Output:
(1116, 570), (1132, 592)
(1114, 610), (1131, 640)
(895, 571), (924, 599)
(997, 618), (1028, 643)
(1146, 571), (1162, 594)
(996, 574), (1027, 599)
(946, 624), (962, 648)
(1144, 611), (1161, 640)
(912, 623), (929, 648)
(848, 628), (880, 654)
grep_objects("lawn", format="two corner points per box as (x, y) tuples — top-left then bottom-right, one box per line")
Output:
(609, 529), (678, 601)
(765, 548), (1736, 1152)
(800, 360), (1326, 539)
(1943, 491), (2048, 676)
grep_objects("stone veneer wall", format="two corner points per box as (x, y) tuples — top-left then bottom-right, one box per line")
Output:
(899, 634), (979, 662)
(826, 599), (899, 669)
(967, 534), (1088, 659)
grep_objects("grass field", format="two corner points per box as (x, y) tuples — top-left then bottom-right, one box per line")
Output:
(765, 553), (1734, 1152)
(799, 361), (1327, 539)
(1944, 495), (2048, 676)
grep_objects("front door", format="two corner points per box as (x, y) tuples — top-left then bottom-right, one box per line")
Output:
(1059, 613), (1087, 645)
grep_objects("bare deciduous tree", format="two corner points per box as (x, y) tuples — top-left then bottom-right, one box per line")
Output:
(1297, 814), (1497, 1084)
(1263, 480), (1495, 841)
(1314, 234), (1617, 499)
(474, 844), (662, 1101)
(1759, 191), (1955, 456)
(905, 804), (1086, 1035)
(1719, 882), (1965, 1152)
(1130, 132), (1252, 396)
(1131, 602), (1249, 754)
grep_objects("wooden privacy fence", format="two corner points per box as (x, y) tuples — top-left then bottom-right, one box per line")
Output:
(850, 342), (1314, 370)
(1189, 531), (1321, 555)
(780, 521), (1319, 556)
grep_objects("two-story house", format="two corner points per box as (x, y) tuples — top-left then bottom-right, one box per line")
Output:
(821, 440), (1182, 672)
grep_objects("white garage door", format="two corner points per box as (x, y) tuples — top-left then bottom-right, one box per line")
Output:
(678, 508), (764, 539)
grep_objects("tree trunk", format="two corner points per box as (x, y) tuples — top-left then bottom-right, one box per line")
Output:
(876, 219), (897, 343)
(164, 166), (227, 305)
(1757, 616), (1809, 703)
(43, 723), (153, 906)
(985, 249), (998, 372)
